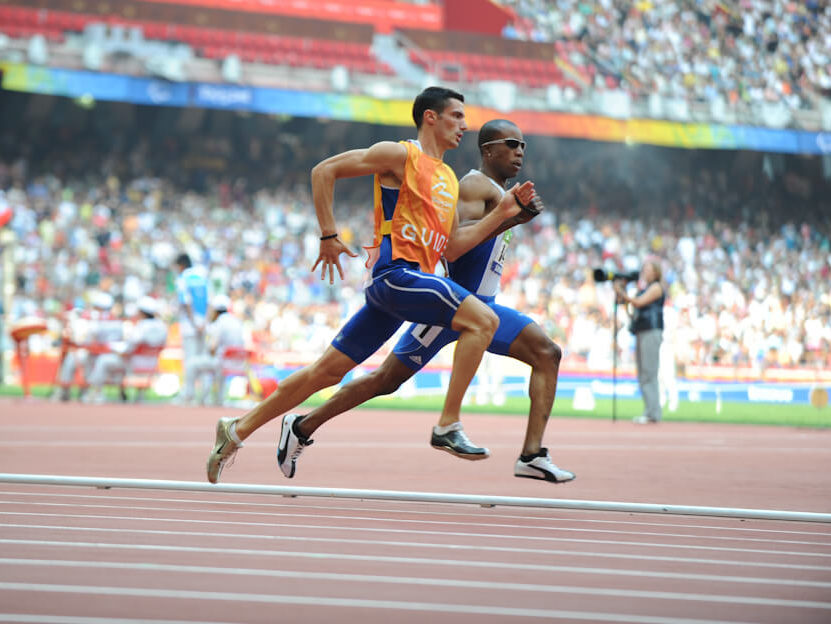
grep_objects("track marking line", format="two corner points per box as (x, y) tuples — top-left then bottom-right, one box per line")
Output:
(0, 617), (235, 624)
(3, 522), (830, 570)
(3, 490), (828, 537)
(0, 582), (768, 623)
(2, 503), (828, 547)
(2, 559), (830, 609)
(2, 512), (829, 557)
(2, 539), (830, 588)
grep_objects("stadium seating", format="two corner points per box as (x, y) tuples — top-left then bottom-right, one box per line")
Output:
(0, 3), (585, 87)
(409, 48), (577, 89)
(0, 4), (395, 76)
(121, 343), (166, 402)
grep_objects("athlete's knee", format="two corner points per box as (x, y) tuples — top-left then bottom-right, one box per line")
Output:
(472, 308), (498, 340)
(453, 298), (498, 338)
(548, 341), (563, 367)
(528, 338), (562, 372)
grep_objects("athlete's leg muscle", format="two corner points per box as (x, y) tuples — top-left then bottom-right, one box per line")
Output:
(235, 346), (356, 440)
(438, 296), (499, 427)
(298, 356), (415, 438)
(507, 322), (562, 455)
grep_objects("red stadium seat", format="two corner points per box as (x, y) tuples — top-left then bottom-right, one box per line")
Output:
(140, 21), (168, 41)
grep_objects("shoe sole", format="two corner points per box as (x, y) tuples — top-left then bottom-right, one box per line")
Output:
(515, 471), (576, 483)
(431, 444), (490, 461)
(277, 415), (296, 478)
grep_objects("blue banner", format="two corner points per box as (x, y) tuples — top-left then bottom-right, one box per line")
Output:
(191, 83), (254, 109)
(255, 366), (819, 405)
(128, 79), (190, 108)
(2, 61), (829, 155)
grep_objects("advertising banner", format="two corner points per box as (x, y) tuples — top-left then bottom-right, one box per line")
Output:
(1, 61), (827, 155)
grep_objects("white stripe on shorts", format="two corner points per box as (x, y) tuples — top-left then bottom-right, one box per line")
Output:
(383, 269), (464, 311)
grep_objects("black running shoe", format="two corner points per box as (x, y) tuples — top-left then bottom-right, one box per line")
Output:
(277, 413), (313, 478)
(430, 423), (490, 460)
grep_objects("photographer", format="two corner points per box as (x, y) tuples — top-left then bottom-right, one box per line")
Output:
(613, 259), (665, 424)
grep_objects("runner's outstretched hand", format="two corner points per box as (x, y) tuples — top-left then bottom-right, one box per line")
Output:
(312, 236), (358, 284)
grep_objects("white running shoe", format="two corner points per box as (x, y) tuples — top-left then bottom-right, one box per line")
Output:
(633, 415), (659, 424)
(206, 417), (242, 484)
(514, 448), (575, 483)
(277, 413), (313, 478)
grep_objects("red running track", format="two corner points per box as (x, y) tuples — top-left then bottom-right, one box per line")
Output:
(1, 399), (830, 623)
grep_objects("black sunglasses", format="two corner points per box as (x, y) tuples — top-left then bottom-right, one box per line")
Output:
(481, 138), (526, 150)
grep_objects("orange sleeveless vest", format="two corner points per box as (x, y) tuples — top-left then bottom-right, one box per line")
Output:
(369, 141), (458, 273)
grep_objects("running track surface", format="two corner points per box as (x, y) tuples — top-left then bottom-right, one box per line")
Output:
(1, 399), (830, 623)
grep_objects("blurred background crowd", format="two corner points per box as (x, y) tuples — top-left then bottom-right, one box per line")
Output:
(499, 0), (831, 110)
(2, 88), (829, 384)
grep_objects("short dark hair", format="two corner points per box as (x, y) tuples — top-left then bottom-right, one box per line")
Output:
(412, 86), (465, 129)
(478, 119), (519, 152)
(175, 253), (192, 269)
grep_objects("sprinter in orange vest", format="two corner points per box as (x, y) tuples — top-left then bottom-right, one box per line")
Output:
(207, 86), (537, 483)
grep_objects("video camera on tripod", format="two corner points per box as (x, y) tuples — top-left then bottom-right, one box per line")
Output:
(593, 268), (639, 284)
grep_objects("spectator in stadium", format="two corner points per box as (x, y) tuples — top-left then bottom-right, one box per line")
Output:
(206, 86), (538, 484)
(54, 291), (122, 402)
(173, 252), (209, 405)
(3, 95), (830, 394)
(84, 296), (168, 403)
(188, 294), (246, 406)
(614, 259), (666, 424)
(275, 118), (574, 482)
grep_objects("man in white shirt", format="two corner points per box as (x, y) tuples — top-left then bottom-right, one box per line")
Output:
(55, 291), (122, 402)
(85, 297), (168, 403)
(189, 294), (246, 406)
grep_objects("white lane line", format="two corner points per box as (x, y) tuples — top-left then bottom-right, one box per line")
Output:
(3, 558), (831, 610)
(3, 490), (828, 538)
(0, 582), (764, 623)
(2, 539), (830, 588)
(2, 512), (828, 558)
(3, 424), (824, 442)
(0, 617), (234, 624)
(4, 440), (830, 452)
(2, 503), (828, 548)
(0, 426), (213, 433)
(3, 523), (829, 572)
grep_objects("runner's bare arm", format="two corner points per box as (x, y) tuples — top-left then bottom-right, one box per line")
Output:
(444, 180), (536, 262)
(310, 141), (407, 284)
(455, 174), (491, 224)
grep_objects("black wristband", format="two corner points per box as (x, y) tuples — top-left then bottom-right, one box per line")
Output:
(517, 198), (540, 216)
(320, 233), (338, 241)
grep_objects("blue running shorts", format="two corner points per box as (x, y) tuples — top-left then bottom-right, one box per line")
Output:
(332, 261), (475, 365)
(393, 301), (535, 372)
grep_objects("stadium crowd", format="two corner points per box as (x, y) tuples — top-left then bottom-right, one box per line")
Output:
(2, 98), (829, 384)
(499, 0), (831, 108)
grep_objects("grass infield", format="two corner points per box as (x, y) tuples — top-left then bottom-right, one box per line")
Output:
(303, 392), (831, 428)
(5, 384), (827, 428)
